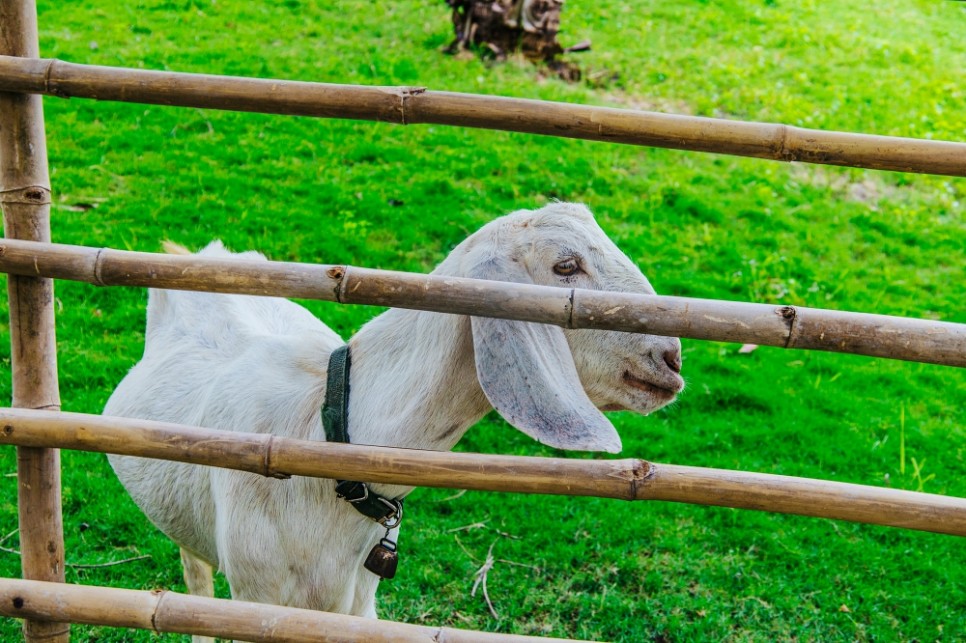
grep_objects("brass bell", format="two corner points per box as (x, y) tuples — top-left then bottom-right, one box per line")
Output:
(363, 538), (398, 580)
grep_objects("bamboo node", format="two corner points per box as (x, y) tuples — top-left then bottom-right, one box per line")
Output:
(262, 435), (291, 480)
(627, 459), (656, 499)
(0, 186), (51, 205)
(773, 124), (793, 161)
(614, 459), (652, 500)
(41, 59), (67, 99)
(398, 86), (426, 125)
(326, 265), (347, 302)
(149, 588), (168, 635)
(630, 460), (653, 500)
(92, 248), (107, 286)
(335, 265), (351, 303)
(775, 305), (798, 348)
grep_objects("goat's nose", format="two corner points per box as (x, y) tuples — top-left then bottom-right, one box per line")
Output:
(663, 348), (682, 374)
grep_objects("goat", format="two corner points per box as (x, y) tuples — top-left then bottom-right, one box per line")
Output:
(105, 202), (684, 622)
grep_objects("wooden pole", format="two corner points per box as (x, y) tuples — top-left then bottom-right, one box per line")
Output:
(0, 238), (963, 367)
(1, 409), (964, 537)
(0, 579), (585, 643)
(0, 55), (964, 176)
(0, 2), (67, 641)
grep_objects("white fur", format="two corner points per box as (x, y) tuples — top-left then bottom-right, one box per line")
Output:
(105, 202), (683, 623)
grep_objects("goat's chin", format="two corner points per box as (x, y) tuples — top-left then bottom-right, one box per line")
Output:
(600, 372), (683, 415)
(600, 403), (625, 411)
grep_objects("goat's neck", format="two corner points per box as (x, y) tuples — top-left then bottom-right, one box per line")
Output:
(345, 308), (491, 454)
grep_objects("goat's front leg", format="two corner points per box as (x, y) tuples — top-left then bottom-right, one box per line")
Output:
(180, 547), (216, 643)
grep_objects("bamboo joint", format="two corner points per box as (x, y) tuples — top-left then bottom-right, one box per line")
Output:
(0, 185), (50, 205)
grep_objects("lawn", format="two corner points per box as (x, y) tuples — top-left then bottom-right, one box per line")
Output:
(1, 0), (965, 640)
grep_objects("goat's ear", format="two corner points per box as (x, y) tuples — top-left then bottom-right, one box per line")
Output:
(468, 257), (622, 454)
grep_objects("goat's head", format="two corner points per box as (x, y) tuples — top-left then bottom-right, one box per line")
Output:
(436, 202), (684, 454)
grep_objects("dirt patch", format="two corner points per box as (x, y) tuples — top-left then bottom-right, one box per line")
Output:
(597, 91), (694, 115)
(791, 165), (900, 207)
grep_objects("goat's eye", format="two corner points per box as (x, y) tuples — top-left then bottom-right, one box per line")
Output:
(553, 258), (580, 276)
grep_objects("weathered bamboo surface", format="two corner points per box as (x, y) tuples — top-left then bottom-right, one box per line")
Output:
(0, 579), (584, 642)
(0, 55), (964, 176)
(2, 409), (965, 537)
(0, 2), (67, 641)
(0, 238), (963, 366)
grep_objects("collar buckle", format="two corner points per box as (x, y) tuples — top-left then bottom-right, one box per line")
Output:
(377, 497), (404, 528)
(334, 479), (405, 527)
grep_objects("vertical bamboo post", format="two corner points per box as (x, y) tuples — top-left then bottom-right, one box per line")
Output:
(0, 1), (68, 641)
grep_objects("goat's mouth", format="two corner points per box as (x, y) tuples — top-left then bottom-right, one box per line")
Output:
(622, 370), (682, 399)
(600, 370), (684, 412)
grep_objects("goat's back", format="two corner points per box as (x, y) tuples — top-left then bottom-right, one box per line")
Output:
(145, 241), (341, 350)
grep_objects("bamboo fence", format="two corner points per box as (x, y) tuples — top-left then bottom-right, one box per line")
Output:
(1, 1), (965, 641)
(0, 579), (582, 642)
(0, 238), (963, 367)
(0, 55), (965, 176)
(0, 1), (67, 641)
(1, 409), (965, 537)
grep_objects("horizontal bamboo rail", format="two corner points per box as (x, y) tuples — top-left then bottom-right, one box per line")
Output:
(2, 409), (964, 537)
(0, 56), (964, 176)
(0, 238), (963, 367)
(0, 578), (582, 642)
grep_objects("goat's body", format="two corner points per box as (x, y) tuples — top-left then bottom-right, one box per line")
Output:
(107, 248), (385, 613)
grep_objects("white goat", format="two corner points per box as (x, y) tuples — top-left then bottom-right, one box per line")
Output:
(105, 202), (684, 621)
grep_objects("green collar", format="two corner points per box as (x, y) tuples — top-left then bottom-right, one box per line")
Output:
(323, 344), (404, 527)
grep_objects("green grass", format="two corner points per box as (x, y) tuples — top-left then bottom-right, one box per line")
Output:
(1, 0), (965, 640)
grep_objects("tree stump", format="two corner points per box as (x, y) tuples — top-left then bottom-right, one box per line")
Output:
(445, 0), (589, 81)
